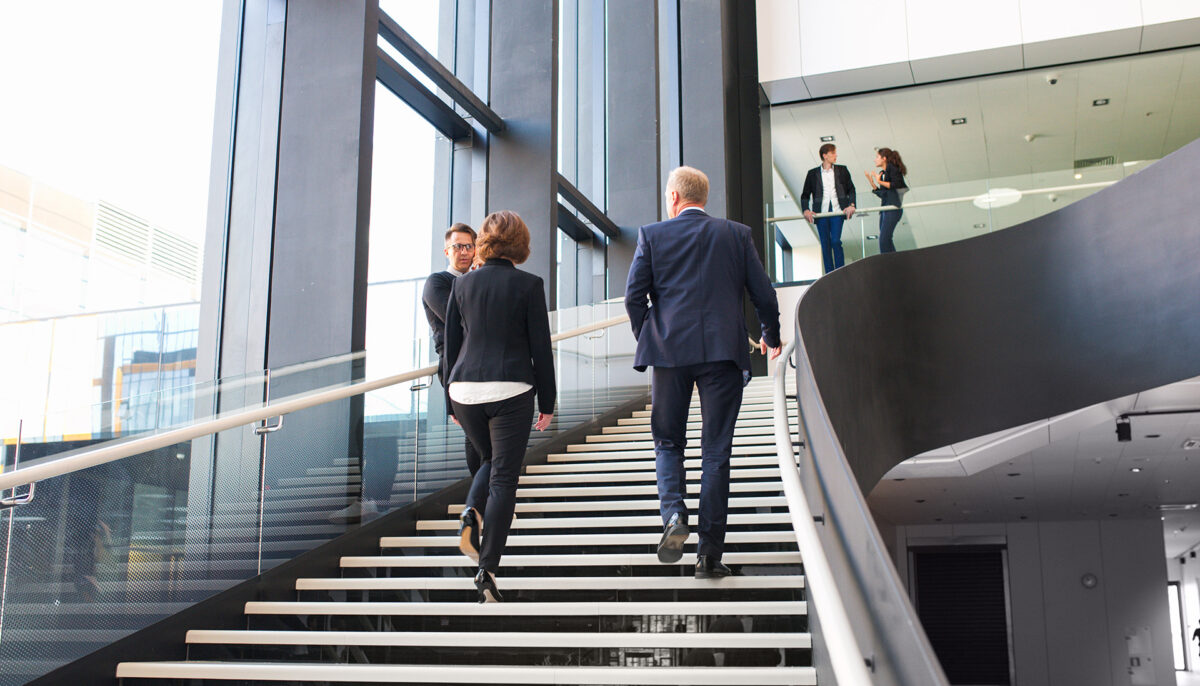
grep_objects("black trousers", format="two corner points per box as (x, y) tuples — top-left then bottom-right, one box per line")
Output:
(452, 389), (536, 572)
(651, 361), (743, 557)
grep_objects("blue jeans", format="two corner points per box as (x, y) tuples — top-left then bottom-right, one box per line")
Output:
(879, 208), (903, 253)
(651, 361), (743, 557)
(814, 215), (845, 273)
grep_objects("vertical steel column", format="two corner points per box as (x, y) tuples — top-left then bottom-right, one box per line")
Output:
(487, 0), (559, 307)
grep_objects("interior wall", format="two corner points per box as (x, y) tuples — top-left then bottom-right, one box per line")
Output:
(892, 518), (1174, 686)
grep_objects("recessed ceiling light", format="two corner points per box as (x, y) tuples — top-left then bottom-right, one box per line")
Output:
(1183, 438), (1200, 450)
(820, 135), (835, 142)
(1093, 98), (1109, 106)
(1145, 434), (1161, 439)
(1161, 503), (1199, 511)
(1074, 173), (1083, 180)
(974, 223), (987, 229)
(866, 234), (879, 240)
(1130, 467), (1142, 473)
(951, 117), (967, 125)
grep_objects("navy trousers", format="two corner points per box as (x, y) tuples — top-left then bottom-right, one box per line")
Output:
(651, 361), (744, 558)
(453, 389), (535, 572)
(879, 208), (902, 253)
(814, 215), (846, 273)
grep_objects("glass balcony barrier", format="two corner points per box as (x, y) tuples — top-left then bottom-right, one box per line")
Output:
(0, 302), (643, 686)
(768, 160), (1149, 282)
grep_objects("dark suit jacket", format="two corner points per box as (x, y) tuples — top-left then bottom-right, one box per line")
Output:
(421, 270), (456, 358)
(624, 209), (781, 372)
(443, 258), (556, 415)
(799, 164), (857, 214)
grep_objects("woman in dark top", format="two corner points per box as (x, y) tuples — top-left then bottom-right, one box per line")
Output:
(442, 210), (556, 603)
(865, 147), (908, 253)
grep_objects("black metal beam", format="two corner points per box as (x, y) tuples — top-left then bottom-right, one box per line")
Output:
(376, 47), (472, 141)
(556, 202), (595, 243)
(378, 10), (504, 134)
(556, 173), (619, 239)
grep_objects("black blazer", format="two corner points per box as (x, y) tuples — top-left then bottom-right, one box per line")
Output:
(421, 270), (456, 358)
(443, 258), (556, 415)
(874, 165), (907, 208)
(799, 164), (856, 214)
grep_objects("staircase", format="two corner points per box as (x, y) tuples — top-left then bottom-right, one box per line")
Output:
(114, 378), (814, 685)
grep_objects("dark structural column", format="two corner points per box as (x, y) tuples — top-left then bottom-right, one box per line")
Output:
(487, 0), (558, 306)
(606, 0), (660, 296)
(677, 0), (769, 373)
(195, 0), (378, 550)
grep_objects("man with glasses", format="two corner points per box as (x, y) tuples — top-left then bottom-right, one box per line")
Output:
(422, 224), (487, 525)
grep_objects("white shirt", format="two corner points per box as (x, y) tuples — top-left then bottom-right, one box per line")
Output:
(449, 381), (533, 405)
(820, 166), (840, 213)
(447, 266), (465, 277)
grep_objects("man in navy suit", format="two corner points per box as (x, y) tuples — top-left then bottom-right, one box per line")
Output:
(625, 166), (782, 579)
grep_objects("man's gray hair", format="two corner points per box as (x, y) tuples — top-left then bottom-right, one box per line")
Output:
(667, 166), (709, 206)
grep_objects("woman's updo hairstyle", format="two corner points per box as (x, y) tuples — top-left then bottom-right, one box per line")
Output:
(475, 210), (532, 264)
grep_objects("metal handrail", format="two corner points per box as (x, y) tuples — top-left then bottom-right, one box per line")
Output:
(789, 323), (949, 685)
(769, 180), (1116, 222)
(772, 341), (872, 686)
(0, 314), (632, 492)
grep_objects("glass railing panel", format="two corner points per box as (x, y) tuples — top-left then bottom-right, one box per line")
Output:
(0, 425), (258, 686)
(0, 305), (642, 683)
(767, 160), (1158, 273)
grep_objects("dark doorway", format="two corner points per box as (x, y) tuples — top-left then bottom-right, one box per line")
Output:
(910, 545), (1012, 685)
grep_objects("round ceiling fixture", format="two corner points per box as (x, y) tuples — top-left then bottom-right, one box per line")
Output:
(972, 188), (1023, 209)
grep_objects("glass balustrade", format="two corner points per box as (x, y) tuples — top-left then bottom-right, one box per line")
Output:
(0, 303), (646, 685)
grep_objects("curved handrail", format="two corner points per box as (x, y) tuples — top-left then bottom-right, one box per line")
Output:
(790, 320), (949, 686)
(0, 314), (631, 492)
(771, 340), (873, 686)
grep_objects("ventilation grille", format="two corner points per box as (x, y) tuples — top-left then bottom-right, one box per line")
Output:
(150, 228), (198, 282)
(95, 201), (150, 262)
(1074, 155), (1115, 170)
(94, 201), (199, 283)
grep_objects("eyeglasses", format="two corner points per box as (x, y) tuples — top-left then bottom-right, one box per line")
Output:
(446, 243), (475, 253)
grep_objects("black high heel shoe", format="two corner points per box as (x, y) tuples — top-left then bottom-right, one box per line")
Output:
(474, 568), (503, 603)
(458, 508), (481, 563)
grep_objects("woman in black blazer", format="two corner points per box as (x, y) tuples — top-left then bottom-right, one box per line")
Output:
(442, 210), (556, 602)
(865, 147), (908, 253)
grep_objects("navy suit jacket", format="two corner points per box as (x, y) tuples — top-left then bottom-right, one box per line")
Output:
(624, 208), (781, 372)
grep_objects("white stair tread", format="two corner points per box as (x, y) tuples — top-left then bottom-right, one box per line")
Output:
(587, 427), (788, 441)
(379, 530), (796, 548)
(416, 512), (793, 531)
(614, 416), (774, 428)
(512, 481), (782, 499)
(245, 600), (806, 616)
(186, 630), (810, 649)
(116, 662), (816, 684)
(340, 551), (802, 568)
(448, 495), (787, 514)
(295, 574), (805, 591)
(575, 434), (793, 449)
(548, 446), (776, 462)
(519, 467), (780, 485)
(526, 455), (782, 474)
(602, 420), (785, 435)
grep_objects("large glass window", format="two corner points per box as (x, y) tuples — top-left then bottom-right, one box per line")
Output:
(0, 2), (220, 320)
